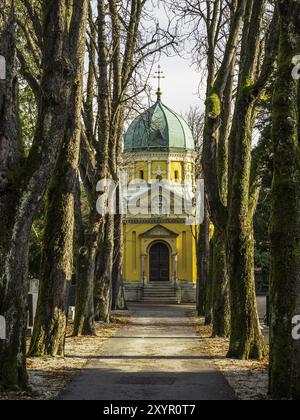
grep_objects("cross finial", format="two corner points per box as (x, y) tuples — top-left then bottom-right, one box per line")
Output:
(154, 65), (165, 101)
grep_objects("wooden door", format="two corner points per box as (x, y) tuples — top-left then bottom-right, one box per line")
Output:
(149, 243), (170, 282)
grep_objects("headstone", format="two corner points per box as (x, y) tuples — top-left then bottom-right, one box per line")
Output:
(68, 275), (77, 320)
(0, 315), (6, 340)
(0, 55), (6, 80)
(29, 278), (39, 294)
(27, 279), (39, 336)
(256, 294), (267, 323)
(68, 306), (75, 321)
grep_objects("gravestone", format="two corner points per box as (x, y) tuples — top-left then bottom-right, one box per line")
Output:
(27, 279), (39, 336)
(256, 294), (268, 324)
(0, 315), (6, 340)
(0, 55), (6, 80)
(68, 275), (77, 321)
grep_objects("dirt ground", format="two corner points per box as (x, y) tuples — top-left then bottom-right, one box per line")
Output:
(191, 313), (269, 401)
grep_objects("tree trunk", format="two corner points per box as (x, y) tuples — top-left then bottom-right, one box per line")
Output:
(73, 209), (100, 336)
(94, 215), (114, 323)
(227, 93), (266, 359)
(269, 0), (300, 399)
(225, 0), (269, 360)
(197, 199), (210, 316)
(211, 61), (233, 337)
(0, 0), (21, 275)
(112, 213), (127, 310)
(205, 234), (214, 325)
(28, 0), (88, 357)
(212, 229), (230, 337)
(0, 0), (75, 389)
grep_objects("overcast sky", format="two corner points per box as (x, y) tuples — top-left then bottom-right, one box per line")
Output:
(154, 55), (204, 115)
(146, 2), (206, 116)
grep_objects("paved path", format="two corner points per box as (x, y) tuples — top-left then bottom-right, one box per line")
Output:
(59, 304), (236, 400)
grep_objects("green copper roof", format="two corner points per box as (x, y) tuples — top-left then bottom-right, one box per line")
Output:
(124, 100), (195, 151)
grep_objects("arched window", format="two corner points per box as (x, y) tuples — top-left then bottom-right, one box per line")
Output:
(175, 170), (179, 181)
(140, 170), (144, 180)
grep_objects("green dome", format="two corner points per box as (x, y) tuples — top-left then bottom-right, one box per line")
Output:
(124, 100), (195, 152)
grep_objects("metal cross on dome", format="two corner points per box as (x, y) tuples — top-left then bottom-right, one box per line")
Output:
(154, 65), (165, 100)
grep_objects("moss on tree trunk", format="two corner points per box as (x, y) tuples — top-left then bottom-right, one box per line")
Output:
(197, 197), (210, 317)
(227, 91), (266, 360)
(28, 0), (88, 356)
(269, 0), (300, 399)
(227, 219), (265, 359)
(112, 213), (127, 310)
(205, 235), (214, 325)
(212, 229), (230, 337)
(0, 0), (88, 387)
(73, 209), (100, 336)
(94, 215), (114, 323)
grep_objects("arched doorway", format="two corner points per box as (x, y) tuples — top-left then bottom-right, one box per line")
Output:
(149, 242), (170, 282)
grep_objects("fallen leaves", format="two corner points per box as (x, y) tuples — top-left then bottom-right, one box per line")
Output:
(0, 313), (130, 400)
(190, 312), (269, 400)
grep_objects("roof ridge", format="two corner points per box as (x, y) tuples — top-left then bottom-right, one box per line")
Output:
(161, 103), (187, 149)
(158, 101), (169, 146)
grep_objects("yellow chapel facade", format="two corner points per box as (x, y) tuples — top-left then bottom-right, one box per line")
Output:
(122, 93), (198, 303)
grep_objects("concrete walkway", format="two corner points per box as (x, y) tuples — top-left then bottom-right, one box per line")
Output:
(59, 304), (236, 400)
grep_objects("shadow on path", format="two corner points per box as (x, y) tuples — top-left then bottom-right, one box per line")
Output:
(58, 303), (236, 401)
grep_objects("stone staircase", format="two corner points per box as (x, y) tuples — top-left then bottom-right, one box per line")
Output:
(142, 282), (179, 304)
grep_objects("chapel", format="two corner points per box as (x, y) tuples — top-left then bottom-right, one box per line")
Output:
(122, 77), (198, 303)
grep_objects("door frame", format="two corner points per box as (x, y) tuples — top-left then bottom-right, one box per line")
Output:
(148, 240), (171, 283)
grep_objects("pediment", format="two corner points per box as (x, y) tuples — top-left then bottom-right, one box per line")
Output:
(141, 225), (178, 239)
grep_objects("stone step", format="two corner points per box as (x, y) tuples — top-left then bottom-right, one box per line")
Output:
(143, 291), (176, 294)
(144, 296), (177, 300)
(142, 298), (178, 303)
(147, 282), (174, 287)
(142, 282), (179, 304)
(143, 290), (176, 294)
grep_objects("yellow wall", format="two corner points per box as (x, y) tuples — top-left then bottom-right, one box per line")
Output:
(123, 155), (197, 285)
(123, 223), (197, 284)
(124, 161), (195, 183)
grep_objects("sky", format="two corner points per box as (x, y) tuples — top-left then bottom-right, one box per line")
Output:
(154, 55), (204, 115)
(145, 2), (206, 116)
